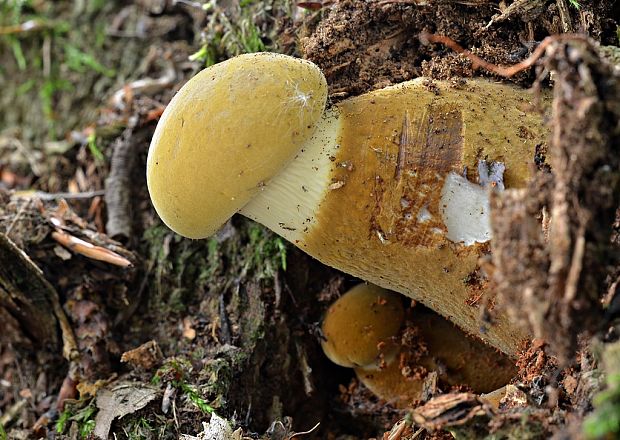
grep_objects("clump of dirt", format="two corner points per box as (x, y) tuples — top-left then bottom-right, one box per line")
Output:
(300, 0), (618, 99)
(491, 37), (620, 363)
(399, 321), (430, 381)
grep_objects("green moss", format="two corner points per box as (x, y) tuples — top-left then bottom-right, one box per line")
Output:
(56, 399), (97, 439)
(200, 357), (236, 398)
(86, 0), (107, 15)
(180, 382), (215, 414)
(39, 78), (72, 117)
(584, 341), (620, 439)
(245, 223), (287, 278)
(123, 417), (156, 440)
(484, 417), (545, 440)
(143, 219), (287, 319)
(0, 1), (127, 143)
(64, 44), (116, 77)
(428, 408), (546, 440)
(189, 0), (291, 67)
(8, 36), (26, 70)
(152, 357), (216, 414)
(0, 0), (29, 24)
(142, 217), (283, 420)
(86, 131), (104, 161)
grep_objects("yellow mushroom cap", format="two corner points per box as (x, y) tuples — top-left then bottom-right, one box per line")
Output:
(146, 52), (328, 238)
(355, 361), (424, 408)
(321, 284), (405, 368)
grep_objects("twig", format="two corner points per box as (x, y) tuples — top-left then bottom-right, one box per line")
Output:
(286, 421), (320, 439)
(419, 32), (588, 78)
(0, 20), (47, 36)
(109, 62), (175, 110)
(411, 427), (425, 439)
(5, 198), (32, 237)
(51, 229), (133, 267)
(385, 420), (408, 440)
(0, 399), (27, 426)
(484, 0), (546, 28)
(14, 189), (105, 200)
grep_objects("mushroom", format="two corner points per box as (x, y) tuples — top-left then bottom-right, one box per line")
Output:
(320, 283), (405, 368)
(355, 360), (424, 409)
(321, 284), (515, 407)
(147, 53), (548, 356)
(147, 52), (328, 239)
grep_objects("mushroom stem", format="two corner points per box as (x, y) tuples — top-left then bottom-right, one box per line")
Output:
(240, 78), (548, 356)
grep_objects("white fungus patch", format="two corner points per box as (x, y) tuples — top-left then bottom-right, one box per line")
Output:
(440, 172), (492, 245)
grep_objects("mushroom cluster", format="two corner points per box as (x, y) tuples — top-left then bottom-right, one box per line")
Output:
(147, 52), (548, 356)
(321, 283), (516, 407)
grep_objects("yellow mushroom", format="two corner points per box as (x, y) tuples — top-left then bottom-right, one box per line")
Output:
(321, 284), (516, 407)
(147, 53), (548, 356)
(355, 360), (424, 408)
(147, 52), (328, 239)
(321, 283), (405, 368)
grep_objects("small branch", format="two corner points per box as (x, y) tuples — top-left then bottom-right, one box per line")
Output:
(0, 20), (47, 36)
(51, 229), (133, 267)
(14, 189), (105, 201)
(0, 399), (27, 426)
(419, 32), (588, 78)
(285, 421), (320, 439)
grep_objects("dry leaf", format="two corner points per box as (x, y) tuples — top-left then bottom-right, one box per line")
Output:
(93, 382), (159, 439)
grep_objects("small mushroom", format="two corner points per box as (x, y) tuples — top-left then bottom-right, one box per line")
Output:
(321, 283), (404, 368)
(148, 53), (549, 356)
(321, 284), (516, 407)
(355, 360), (424, 408)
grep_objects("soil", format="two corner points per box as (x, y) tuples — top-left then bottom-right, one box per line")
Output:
(0, 1), (619, 439)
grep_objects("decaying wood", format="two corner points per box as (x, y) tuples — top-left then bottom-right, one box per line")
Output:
(0, 233), (62, 349)
(555, 0), (574, 33)
(491, 38), (620, 363)
(104, 117), (153, 242)
(484, 0), (547, 29)
(412, 392), (493, 431)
